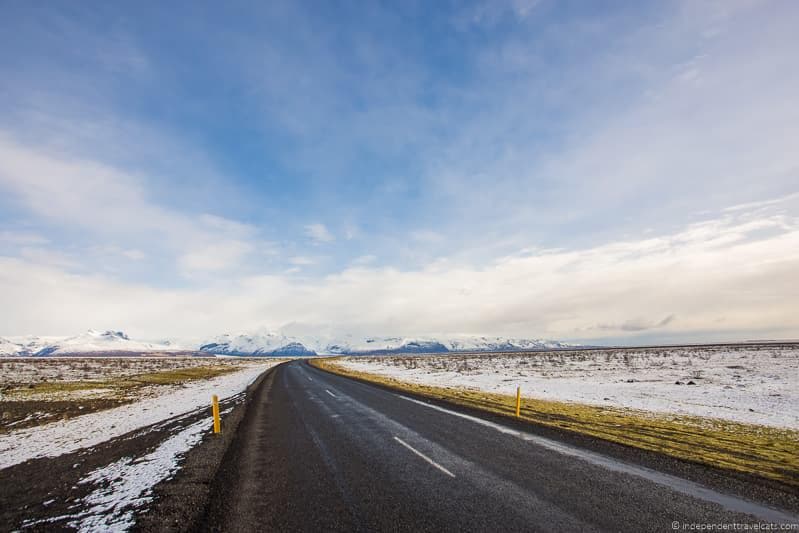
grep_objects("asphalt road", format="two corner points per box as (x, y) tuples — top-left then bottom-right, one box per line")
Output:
(202, 360), (799, 532)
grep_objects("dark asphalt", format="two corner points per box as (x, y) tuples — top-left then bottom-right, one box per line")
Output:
(202, 360), (799, 532)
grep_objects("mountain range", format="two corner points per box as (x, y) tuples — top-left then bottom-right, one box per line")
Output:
(0, 330), (185, 356)
(0, 329), (576, 357)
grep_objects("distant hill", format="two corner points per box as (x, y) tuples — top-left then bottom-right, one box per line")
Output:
(0, 330), (183, 356)
(198, 332), (576, 356)
(0, 329), (576, 357)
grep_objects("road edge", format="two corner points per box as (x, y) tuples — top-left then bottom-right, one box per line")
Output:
(133, 362), (284, 532)
(309, 358), (799, 512)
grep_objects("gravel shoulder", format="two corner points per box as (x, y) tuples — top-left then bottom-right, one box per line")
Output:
(134, 364), (279, 532)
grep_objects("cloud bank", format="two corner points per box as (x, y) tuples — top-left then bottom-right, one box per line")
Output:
(1, 202), (796, 343)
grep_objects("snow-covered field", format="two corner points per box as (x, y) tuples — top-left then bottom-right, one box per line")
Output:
(0, 357), (281, 531)
(0, 356), (263, 391)
(53, 417), (212, 531)
(0, 360), (279, 468)
(337, 344), (799, 429)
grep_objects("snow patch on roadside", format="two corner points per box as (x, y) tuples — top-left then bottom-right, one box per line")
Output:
(0, 363), (276, 469)
(73, 417), (208, 531)
(337, 346), (799, 429)
(22, 417), (209, 532)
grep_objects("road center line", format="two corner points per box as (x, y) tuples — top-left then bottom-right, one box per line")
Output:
(393, 436), (456, 478)
(397, 395), (798, 523)
(325, 389), (337, 398)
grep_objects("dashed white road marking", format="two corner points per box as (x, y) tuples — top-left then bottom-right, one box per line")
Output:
(396, 395), (799, 523)
(393, 436), (455, 478)
(325, 389), (337, 398)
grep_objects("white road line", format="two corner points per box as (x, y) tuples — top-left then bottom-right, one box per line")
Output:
(308, 377), (313, 382)
(325, 389), (337, 398)
(396, 395), (799, 524)
(399, 395), (522, 437)
(393, 436), (455, 478)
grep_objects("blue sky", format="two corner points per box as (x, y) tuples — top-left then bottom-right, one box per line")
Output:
(1, 0), (798, 343)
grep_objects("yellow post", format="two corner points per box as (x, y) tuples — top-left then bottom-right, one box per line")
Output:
(212, 394), (221, 434)
(515, 386), (521, 418)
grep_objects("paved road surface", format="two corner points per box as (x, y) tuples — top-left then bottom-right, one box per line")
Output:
(202, 360), (798, 532)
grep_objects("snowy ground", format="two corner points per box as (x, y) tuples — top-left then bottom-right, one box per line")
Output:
(1, 358), (281, 531)
(0, 357), (280, 430)
(0, 357), (252, 388)
(0, 360), (279, 468)
(337, 344), (799, 429)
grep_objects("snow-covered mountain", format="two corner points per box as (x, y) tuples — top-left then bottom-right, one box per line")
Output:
(334, 336), (574, 354)
(0, 330), (184, 356)
(199, 332), (316, 356)
(1, 328), (576, 357)
(0, 336), (24, 356)
(198, 332), (574, 356)
(0, 335), (62, 356)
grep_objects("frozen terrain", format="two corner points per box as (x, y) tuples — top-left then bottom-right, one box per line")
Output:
(20, 416), (213, 532)
(0, 356), (254, 391)
(0, 357), (281, 531)
(337, 344), (799, 429)
(0, 359), (279, 468)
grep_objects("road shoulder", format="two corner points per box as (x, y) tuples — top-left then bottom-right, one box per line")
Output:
(133, 363), (281, 532)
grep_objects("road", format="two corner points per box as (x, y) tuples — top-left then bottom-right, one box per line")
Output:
(202, 360), (799, 532)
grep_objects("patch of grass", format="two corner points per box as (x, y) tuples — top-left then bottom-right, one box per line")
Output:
(311, 357), (799, 488)
(116, 365), (238, 386)
(5, 365), (238, 398)
(6, 381), (111, 396)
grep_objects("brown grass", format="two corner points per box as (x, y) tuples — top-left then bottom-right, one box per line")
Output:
(5, 365), (238, 398)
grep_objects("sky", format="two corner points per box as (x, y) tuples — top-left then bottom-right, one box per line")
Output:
(0, 0), (797, 344)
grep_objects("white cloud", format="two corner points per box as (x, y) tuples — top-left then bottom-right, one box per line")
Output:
(304, 223), (335, 243)
(0, 133), (261, 277)
(723, 192), (799, 213)
(454, 0), (541, 29)
(18, 247), (77, 270)
(410, 230), (444, 243)
(0, 231), (49, 246)
(344, 225), (359, 240)
(352, 254), (377, 265)
(90, 245), (147, 262)
(1, 206), (796, 341)
(424, 0), (799, 257)
(289, 256), (316, 266)
(178, 240), (254, 274)
(121, 249), (146, 261)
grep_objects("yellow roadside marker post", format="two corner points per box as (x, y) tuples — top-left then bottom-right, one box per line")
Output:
(212, 394), (221, 434)
(515, 386), (521, 418)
